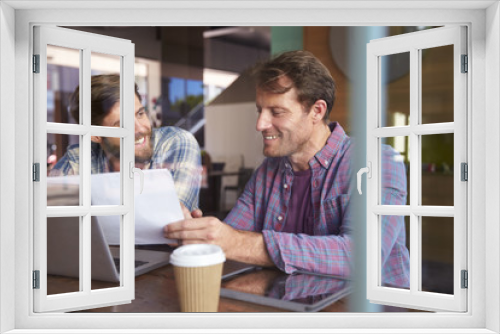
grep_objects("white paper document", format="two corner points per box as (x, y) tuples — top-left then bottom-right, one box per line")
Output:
(90, 169), (183, 245)
(47, 169), (183, 244)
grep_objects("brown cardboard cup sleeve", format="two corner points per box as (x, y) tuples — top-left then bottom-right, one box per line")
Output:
(170, 244), (226, 312)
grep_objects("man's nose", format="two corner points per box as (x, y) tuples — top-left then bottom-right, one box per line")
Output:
(256, 112), (271, 132)
(135, 117), (147, 134)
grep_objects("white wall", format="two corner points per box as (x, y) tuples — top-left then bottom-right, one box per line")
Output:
(205, 102), (264, 170)
(0, 2), (16, 333)
(205, 102), (264, 209)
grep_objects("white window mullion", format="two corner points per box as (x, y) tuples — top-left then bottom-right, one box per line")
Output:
(81, 47), (92, 295)
(410, 47), (420, 211)
(78, 216), (83, 293)
(410, 213), (419, 294)
(372, 205), (411, 215)
(80, 215), (90, 294)
(81, 47), (91, 208)
(413, 123), (455, 135)
(372, 126), (411, 138)
(376, 135), (382, 287)
(46, 123), (129, 138)
(90, 126), (129, 138)
(412, 206), (455, 217)
(90, 206), (129, 216)
(46, 123), (87, 136)
(373, 123), (454, 138)
(409, 46), (420, 295)
(46, 206), (89, 217)
(46, 206), (129, 218)
(120, 49), (135, 295)
(414, 47), (422, 295)
(371, 205), (454, 217)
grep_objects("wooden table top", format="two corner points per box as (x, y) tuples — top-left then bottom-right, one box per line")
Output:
(47, 259), (351, 313)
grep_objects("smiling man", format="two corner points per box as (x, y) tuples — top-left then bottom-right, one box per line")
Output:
(50, 74), (202, 211)
(165, 51), (409, 286)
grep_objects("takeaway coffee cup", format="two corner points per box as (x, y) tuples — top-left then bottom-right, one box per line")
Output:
(170, 244), (226, 312)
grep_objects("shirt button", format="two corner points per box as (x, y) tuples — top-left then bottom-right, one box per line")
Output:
(325, 160), (329, 165)
(278, 215), (283, 221)
(284, 184), (288, 189)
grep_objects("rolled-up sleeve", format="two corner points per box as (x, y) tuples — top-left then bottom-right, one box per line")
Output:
(158, 130), (202, 212)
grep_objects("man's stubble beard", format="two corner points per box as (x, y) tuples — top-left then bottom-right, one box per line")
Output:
(101, 137), (121, 160)
(101, 135), (154, 163)
(134, 133), (154, 163)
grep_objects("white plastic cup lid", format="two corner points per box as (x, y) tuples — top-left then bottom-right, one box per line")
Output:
(170, 244), (226, 268)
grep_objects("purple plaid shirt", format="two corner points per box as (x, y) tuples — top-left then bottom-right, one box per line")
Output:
(380, 144), (410, 288)
(225, 122), (410, 288)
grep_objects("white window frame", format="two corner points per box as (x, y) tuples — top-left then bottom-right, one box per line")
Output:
(366, 26), (468, 312)
(33, 25), (136, 313)
(1, 1), (498, 333)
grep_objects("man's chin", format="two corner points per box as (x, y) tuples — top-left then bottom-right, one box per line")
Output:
(134, 141), (153, 163)
(263, 149), (279, 158)
(134, 152), (153, 163)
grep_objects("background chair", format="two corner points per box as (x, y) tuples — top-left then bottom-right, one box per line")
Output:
(221, 167), (254, 212)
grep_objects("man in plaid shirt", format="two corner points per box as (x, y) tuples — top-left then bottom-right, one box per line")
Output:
(49, 74), (202, 212)
(165, 51), (409, 287)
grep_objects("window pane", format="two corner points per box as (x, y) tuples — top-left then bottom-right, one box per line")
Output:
(421, 45), (454, 124)
(47, 45), (80, 124)
(380, 215), (410, 290)
(380, 52), (410, 127)
(163, 76), (204, 125)
(421, 134), (454, 206)
(380, 137), (410, 206)
(47, 134), (80, 206)
(421, 216), (454, 295)
(91, 52), (122, 126)
(47, 216), (81, 295)
(91, 216), (121, 290)
(91, 137), (121, 206)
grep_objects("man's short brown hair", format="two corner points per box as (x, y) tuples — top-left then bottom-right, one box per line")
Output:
(69, 74), (141, 125)
(253, 50), (336, 121)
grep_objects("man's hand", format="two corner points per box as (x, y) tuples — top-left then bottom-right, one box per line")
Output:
(164, 216), (236, 251)
(179, 202), (203, 219)
(164, 214), (274, 268)
(166, 202), (204, 247)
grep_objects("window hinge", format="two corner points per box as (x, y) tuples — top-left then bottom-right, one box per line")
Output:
(461, 162), (468, 181)
(33, 54), (40, 73)
(33, 270), (40, 289)
(33, 163), (40, 182)
(461, 270), (468, 289)
(461, 54), (468, 73)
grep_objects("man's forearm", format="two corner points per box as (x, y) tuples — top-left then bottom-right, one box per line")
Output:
(226, 229), (275, 268)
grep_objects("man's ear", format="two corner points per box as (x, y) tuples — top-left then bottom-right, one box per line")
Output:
(311, 100), (328, 123)
(91, 136), (102, 144)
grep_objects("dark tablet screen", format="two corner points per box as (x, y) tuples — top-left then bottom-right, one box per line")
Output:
(220, 263), (352, 312)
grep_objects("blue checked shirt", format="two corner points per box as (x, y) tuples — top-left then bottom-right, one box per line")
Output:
(224, 123), (410, 288)
(49, 127), (202, 211)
